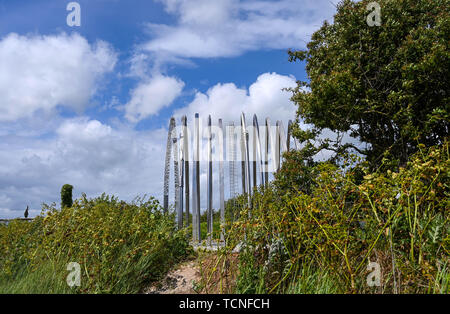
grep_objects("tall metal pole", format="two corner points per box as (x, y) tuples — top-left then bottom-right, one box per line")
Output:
(192, 148), (197, 241)
(173, 136), (180, 220)
(218, 119), (225, 242)
(182, 116), (190, 227)
(241, 113), (252, 204)
(253, 114), (264, 188)
(264, 118), (270, 186)
(252, 118), (257, 190)
(178, 149), (184, 229)
(228, 122), (237, 222)
(245, 132), (252, 200)
(275, 121), (281, 172)
(207, 115), (213, 243)
(193, 113), (201, 243)
(163, 118), (176, 212)
(240, 122), (246, 195)
(228, 122), (236, 199)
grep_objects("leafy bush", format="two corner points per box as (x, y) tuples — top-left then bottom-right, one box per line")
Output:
(288, 0), (449, 167)
(61, 184), (73, 209)
(208, 141), (449, 293)
(0, 194), (192, 293)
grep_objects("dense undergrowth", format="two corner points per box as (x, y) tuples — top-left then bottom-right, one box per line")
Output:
(0, 195), (192, 293)
(0, 143), (447, 294)
(200, 141), (449, 294)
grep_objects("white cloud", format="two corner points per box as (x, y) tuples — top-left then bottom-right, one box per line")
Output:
(124, 75), (185, 122)
(0, 118), (168, 219)
(144, 0), (338, 59)
(57, 118), (112, 141)
(174, 72), (297, 125)
(0, 32), (117, 121)
(127, 0), (339, 119)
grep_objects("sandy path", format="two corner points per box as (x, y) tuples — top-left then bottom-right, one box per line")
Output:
(144, 260), (201, 294)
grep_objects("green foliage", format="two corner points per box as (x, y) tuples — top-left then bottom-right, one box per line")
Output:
(274, 150), (317, 196)
(61, 184), (74, 209)
(200, 220), (221, 240)
(288, 0), (449, 167)
(285, 264), (340, 294)
(0, 194), (192, 293)
(234, 248), (267, 294)
(209, 141), (449, 293)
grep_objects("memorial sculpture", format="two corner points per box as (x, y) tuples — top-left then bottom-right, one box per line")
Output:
(163, 113), (293, 243)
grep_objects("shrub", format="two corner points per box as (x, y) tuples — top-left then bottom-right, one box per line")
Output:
(207, 140), (449, 293)
(288, 0), (449, 168)
(61, 184), (73, 209)
(0, 194), (192, 293)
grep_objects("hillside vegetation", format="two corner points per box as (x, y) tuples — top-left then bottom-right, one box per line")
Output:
(0, 195), (192, 293)
(0, 0), (448, 295)
(198, 142), (449, 294)
(192, 0), (449, 294)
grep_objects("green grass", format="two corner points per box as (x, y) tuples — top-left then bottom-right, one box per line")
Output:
(204, 142), (450, 294)
(0, 259), (72, 294)
(285, 265), (341, 294)
(200, 221), (221, 240)
(0, 194), (193, 294)
(185, 211), (223, 241)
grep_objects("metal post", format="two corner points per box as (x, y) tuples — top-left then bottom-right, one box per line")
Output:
(178, 151), (184, 229)
(240, 127), (246, 195)
(218, 119), (225, 242)
(253, 114), (264, 188)
(193, 113), (201, 243)
(173, 136), (180, 222)
(241, 113), (252, 205)
(229, 122), (236, 199)
(252, 119), (257, 190)
(275, 121), (281, 172)
(182, 116), (190, 227)
(264, 118), (270, 186)
(228, 122), (237, 222)
(192, 151), (197, 241)
(245, 132), (252, 200)
(207, 115), (213, 243)
(163, 118), (176, 212)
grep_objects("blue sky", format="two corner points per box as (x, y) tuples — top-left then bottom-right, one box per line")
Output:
(0, 0), (339, 218)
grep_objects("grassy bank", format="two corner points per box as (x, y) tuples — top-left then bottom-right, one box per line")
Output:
(197, 142), (449, 294)
(0, 195), (192, 294)
(1, 142), (448, 294)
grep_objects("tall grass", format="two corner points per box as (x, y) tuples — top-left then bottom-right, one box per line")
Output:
(199, 141), (449, 294)
(0, 194), (192, 294)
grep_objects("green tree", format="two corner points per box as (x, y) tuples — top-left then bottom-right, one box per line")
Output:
(61, 184), (73, 209)
(288, 0), (449, 168)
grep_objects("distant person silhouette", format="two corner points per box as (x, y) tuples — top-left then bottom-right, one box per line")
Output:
(24, 206), (29, 219)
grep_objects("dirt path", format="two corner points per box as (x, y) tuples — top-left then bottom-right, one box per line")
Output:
(144, 260), (201, 294)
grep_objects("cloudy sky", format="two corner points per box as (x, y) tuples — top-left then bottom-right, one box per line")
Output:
(0, 0), (339, 218)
